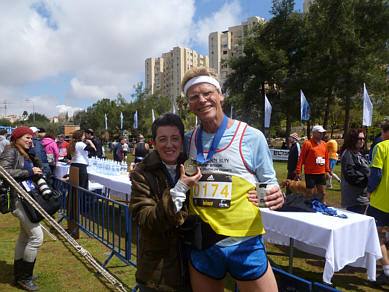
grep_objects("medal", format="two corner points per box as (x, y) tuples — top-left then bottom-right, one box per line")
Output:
(184, 158), (198, 176)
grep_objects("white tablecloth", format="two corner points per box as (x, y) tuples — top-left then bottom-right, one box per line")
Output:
(260, 208), (382, 284)
(55, 163), (132, 201)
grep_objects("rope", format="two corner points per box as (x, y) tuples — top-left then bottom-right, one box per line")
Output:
(0, 165), (127, 292)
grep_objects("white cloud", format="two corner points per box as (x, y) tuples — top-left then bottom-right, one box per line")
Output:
(192, 0), (242, 50)
(0, 0), (245, 117)
(56, 104), (82, 117)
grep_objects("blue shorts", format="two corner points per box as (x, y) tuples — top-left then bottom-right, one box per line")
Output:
(367, 205), (389, 227)
(329, 159), (337, 170)
(189, 235), (268, 281)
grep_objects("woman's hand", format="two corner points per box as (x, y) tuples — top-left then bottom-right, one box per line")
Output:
(32, 167), (42, 175)
(178, 164), (202, 187)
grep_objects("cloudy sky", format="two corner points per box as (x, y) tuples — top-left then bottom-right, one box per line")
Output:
(0, 0), (303, 118)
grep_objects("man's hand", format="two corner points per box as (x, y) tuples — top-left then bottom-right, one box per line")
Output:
(247, 190), (258, 206)
(325, 171), (331, 180)
(367, 192), (372, 200)
(295, 173), (302, 180)
(264, 185), (284, 210)
(247, 185), (284, 210)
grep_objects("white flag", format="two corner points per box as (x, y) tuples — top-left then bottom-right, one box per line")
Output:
(300, 90), (311, 121)
(363, 83), (373, 126)
(230, 104), (234, 119)
(104, 113), (108, 130)
(134, 110), (138, 129)
(152, 109), (155, 122)
(172, 103), (176, 114)
(120, 112), (123, 130)
(264, 94), (272, 128)
(195, 116), (198, 127)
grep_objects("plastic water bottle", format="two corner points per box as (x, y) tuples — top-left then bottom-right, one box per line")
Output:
(121, 161), (128, 175)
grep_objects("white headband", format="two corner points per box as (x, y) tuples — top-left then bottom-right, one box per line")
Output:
(183, 75), (221, 95)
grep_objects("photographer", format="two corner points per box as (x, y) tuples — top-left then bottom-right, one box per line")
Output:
(0, 126), (44, 291)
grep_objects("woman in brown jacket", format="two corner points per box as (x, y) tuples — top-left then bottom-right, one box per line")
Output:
(130, 114), (201, 292)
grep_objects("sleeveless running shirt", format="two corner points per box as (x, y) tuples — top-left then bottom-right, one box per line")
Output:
(188, 121), (265, 237)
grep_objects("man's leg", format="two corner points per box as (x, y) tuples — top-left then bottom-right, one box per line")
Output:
(189, 262), (224, 292)
(235, 262), (278, 292)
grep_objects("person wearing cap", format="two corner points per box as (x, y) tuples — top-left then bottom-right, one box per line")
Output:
(286, 133), (300, 192)
(37, 128), (46, 139)
(295, 125), (331, 199)
(56, 134), (69, 161)
(84, 129), (103, 158)
(132, 134), (149, 163)
(366, 119), (389, 285)
(0, 126), (44, 291)
(323, 134), (341, 188)
(29, 127), (51, 176)
(181, 67), (283, 292)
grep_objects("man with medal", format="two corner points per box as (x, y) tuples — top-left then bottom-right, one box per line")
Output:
(181, 67), (284, 292)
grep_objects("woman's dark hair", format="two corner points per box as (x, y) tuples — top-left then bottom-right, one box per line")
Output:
(340, 128), (365, 154)
(45, 132), (56, 140)
(152, 113), (185, 142)
(68, 130), (84, 156)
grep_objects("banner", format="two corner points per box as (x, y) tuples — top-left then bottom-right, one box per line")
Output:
(363, 83), (373, 126)
(104, 113), (108, 130)
(300, 90), (311, 121)
(133, 110), (138, 129)
(264, 94), (272, 128)
(152, 109), (155, 123)
(120, 112), (123, 130)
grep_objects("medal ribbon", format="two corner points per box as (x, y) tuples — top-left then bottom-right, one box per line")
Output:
(196, 114), (228, 163)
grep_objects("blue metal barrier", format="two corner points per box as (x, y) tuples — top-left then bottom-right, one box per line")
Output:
(52, 178), (138, 268)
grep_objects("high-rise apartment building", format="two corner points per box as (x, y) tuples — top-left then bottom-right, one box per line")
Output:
(209, 16), (265, 84)
(145, 47), (209, 99)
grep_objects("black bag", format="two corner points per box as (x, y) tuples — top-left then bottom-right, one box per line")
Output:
(177, 215), (226, 250)
(0, 181), (11, 214)
(0, 193), (11, 214)
(277, 193), (323, 212)
(21, 188), (61, 223)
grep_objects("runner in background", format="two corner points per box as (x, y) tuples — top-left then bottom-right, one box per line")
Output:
(56, 134), (69, 162)
(132, 134), (149, 163)
(323, 134), (341, 188)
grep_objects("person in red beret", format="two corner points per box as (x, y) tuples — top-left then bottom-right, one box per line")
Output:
(0, 126), (45, 291)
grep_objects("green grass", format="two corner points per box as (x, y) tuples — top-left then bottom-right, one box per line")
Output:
(0, 159), (382, 291)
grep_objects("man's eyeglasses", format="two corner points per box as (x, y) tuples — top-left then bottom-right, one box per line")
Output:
(357, 137), (365, 141)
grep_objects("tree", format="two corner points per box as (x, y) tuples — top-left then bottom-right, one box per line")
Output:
(225, 0), (306, 138)
(304, 0), (389, 135)
(27, 112), (49, 123)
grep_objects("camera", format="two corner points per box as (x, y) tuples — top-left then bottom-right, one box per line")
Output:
(33, 174), (53, 199)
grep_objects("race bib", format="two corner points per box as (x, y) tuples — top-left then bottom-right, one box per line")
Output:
(316, 156), (325, 166)
(192, 174), (232, 208)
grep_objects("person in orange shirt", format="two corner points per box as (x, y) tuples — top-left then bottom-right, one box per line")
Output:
(296, 125), (331, 199)
(323, 135), (341, 188)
